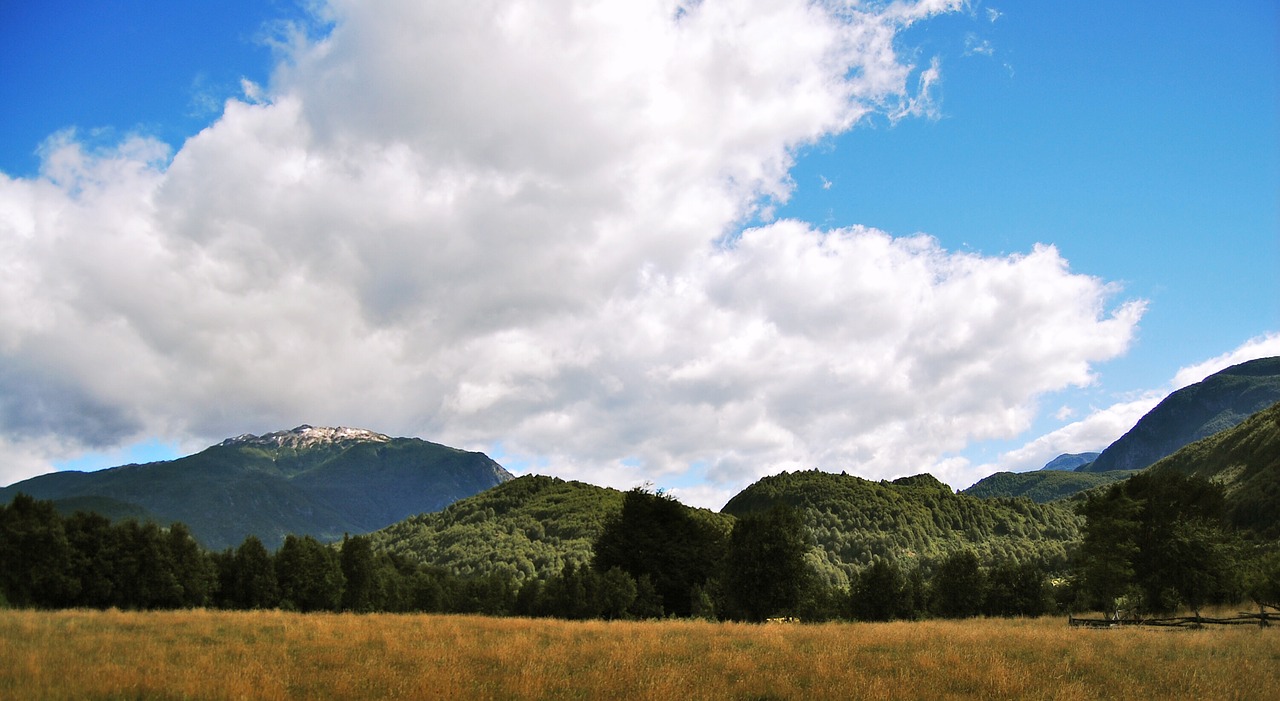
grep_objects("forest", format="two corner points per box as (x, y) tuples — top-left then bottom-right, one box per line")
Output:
(3, 468), (1276, 622)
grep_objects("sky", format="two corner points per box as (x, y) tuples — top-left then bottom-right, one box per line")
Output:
(1, 0), (1277, 509)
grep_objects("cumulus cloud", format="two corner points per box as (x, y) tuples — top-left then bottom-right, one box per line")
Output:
(0, 0), (1144, 505)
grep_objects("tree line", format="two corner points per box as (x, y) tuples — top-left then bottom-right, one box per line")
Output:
(2, 472), (1276, 620)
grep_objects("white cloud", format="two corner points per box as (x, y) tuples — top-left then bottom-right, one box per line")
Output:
(0, 0), (1141, 506)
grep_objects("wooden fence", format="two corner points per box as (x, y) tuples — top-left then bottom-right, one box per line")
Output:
(1069, 607), (1277, 629)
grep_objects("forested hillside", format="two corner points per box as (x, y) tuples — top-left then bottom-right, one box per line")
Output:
(961, 469), (1136, 503)
(1144, 400), (1280, 538)
(722, 470), (1082, 587)
(367, 475), (631, 582)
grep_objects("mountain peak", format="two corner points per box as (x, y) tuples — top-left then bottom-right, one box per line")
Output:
(220, 425), (392, 450)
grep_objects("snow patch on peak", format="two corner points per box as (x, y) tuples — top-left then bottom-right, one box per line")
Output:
(220, 425), (392, 449)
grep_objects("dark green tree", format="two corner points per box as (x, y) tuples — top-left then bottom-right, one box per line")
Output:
(983, 559), (1052, 617)
(598, 567), (638, 620)
(166, 522), (215, 608)
(340, 535), (377, 612)
(593, 488), (726, 617)
(849, 557), (906, 621)
(0, 494), (78, 607)
(724, 505), (810, 621)
(63, 510), (120, 608)
(1244, 548), (1280, 612)
(1076, 471), (1240, 615)
(275, 535), (345, 612)
(629, 573), (664, 619)
(1076, 488), (1140, 612)
(114, 521), (183, 609)
(232, 535), (279, 609)
(929, 550), (987, 618)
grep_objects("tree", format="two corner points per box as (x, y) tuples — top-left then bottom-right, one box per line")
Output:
(724, 505), (810, 622)
(1076, 471), (1240, 615)
(1076, 488), (1140, 612)
(166, 522), (215, 608)
(1244, 548), (1280, 612)
(850, 557), (906, 621)
(275, 535), (345, 612)
(629, 574), (664, 619)
(114, 521), (183, 609)
(64, 510), (120, 608)
(340, 535), (377, 612)
(984, 559), (1052, 617)
(598, 567), (638, 620)
(230, 536), (279, 609)
(0, 494), (77, 607)
(593, 488), (726, 617)
(930, 550), (987, 618)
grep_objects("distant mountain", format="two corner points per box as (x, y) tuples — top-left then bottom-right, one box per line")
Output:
(367, 475), (631, 582)
(1041, 452), (1100, 471)
(1080, 356), (1280, 473)
(961, 469), (1135, 503)
(1144, 400), (1280, 538)
(722, 470), (1081, 587)
(0, 425), (513, 550)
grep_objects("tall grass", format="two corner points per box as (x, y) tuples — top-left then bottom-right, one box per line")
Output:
(1, 609), (1276, 700)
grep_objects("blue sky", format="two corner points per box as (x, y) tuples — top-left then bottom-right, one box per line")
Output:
(0, 1), (1276, 505)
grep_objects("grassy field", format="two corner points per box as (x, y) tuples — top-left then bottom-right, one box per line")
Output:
(1, 609), (1277, 700)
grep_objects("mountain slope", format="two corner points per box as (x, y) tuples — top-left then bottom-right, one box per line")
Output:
(368, 475), (738, 584)
(1144, 400), (1280, 538)
(961, 469), (1136, 503)
(0, 425), (512, 550)
(1041, 452), (1100, 471)
(1081, 356), (1280, 473)
(722, 470), (1081, 587)
(368, 475), (626, 582)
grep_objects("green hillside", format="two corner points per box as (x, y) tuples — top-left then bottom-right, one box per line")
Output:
(961, 469), (1136, 503)
(0, 426), (512, 550)
(1144, 400), (1280, 538)
(722, 470), (1081, 587)
(367, 475), (627, 582)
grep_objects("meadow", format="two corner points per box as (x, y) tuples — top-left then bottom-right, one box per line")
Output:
(1, 609), (1277, 700)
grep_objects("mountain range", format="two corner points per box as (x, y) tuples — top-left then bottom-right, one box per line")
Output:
(4, 358), (1277, 579)
(962, 357), (1280, 502)
(0, 425), (512, 550)
(1081, 356), (1280, 472)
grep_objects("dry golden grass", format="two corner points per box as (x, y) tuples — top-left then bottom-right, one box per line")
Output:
(1, 609), (1277, 700)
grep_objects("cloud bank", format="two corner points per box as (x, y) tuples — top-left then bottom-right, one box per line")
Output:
(0, 0), (1145, 505)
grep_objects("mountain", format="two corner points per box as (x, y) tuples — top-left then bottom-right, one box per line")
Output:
(1080, 356), (1280, 473)
(369, 475), (643, 582)
(960, 469), (1136, 503)
(0, 425), (513, 550)
(1144, 400), (1280, 538)
(721, 470), (1081, 587)
(1041, 452), (1100, 471)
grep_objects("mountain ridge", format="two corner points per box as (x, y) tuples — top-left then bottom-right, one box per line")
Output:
(1080, 356), (1280, 473)
(0, 426), (513, 550)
